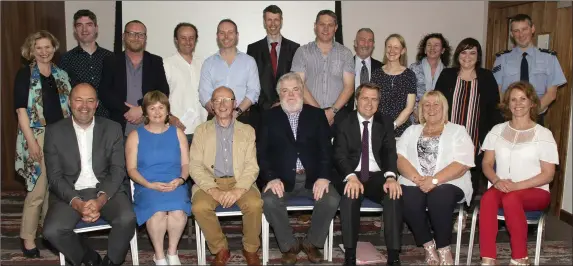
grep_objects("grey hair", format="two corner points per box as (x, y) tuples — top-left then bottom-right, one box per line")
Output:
(356, 28), (375, 41)
(275, 72), (305, 94)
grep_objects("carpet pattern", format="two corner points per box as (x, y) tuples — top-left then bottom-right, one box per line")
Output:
(1, 191), (571, 265)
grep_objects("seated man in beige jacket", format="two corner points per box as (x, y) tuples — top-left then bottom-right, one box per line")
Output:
(190, 86), (262, 266)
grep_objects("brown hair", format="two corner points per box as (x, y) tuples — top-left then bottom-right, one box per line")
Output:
(498, 81), (540, 121)
(21, 30), (60, 61)
(355, 82), (381, 99)
(142, 90), (171, 125)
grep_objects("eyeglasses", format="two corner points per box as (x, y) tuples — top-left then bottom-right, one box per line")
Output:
(211, 97), (235, 105)
(125, 31), (146, 39)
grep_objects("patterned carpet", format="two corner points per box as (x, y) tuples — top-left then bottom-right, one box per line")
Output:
(1, 191), (571, 265)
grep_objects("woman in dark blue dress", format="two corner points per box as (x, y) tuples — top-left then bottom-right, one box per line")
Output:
(126, 91), (191, 265)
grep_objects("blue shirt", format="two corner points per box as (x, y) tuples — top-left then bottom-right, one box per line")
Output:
(493, 46), (566, 97)
(198, 50), (261, 107)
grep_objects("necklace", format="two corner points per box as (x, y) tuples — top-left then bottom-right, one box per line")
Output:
(390, 75), (397, 88)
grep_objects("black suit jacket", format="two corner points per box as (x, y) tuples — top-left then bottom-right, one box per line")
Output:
(99, 51), (170, 132)
(257, 104), (332, 192)
(346, 56), (383, 112)
(44, 117), (126, 204)
(333, 111), (398, 182)
(247, 37), (300, 110)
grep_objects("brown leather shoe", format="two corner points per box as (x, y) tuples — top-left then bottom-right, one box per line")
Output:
(301, 241), (323, 263)
(281, 241), (301, 265)
(242, 249), (261, 266)
(211, 248), (230, 266)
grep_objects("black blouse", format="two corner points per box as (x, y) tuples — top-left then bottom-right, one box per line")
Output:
(13, 67), (65, 125)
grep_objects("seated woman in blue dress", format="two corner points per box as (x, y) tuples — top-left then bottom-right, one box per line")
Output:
(125, 91), (191, 265)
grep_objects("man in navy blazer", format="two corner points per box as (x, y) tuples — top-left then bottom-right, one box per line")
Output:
(334, 83), (403, 266)
(257, 72), (340, 265)
(99, 20), (171, 135)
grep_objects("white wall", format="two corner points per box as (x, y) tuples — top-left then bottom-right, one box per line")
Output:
(562, 102), (573, 213)
(341, 1), (488, 66)
(64, 1), (116, 51)
(122, 1), (334, 60)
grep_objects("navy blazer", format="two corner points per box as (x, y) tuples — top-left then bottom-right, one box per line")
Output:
(99, 51), (170, 133)
(257, 104), (333, 192)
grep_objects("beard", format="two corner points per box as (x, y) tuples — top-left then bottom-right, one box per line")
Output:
(280, 97), (303, 113)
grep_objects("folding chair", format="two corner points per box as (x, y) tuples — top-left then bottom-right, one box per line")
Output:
(195, 204), (243, 265)
(262, 196), (334, 265)
(59, 180), (139, 265)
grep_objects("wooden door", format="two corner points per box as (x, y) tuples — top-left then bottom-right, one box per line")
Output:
(486, 1), (572, 215)
(1, 1), (67, 191)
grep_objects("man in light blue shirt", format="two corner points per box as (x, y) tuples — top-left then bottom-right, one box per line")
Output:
(198, 19), (261, 127)
(493, 14), (566, 123)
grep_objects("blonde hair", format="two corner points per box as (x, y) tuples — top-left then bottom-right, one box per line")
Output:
(382, 33), (407, 66)
(21, 30), (60, 61)
(142, 90), (171, 125)
(418, 90), (449, 125)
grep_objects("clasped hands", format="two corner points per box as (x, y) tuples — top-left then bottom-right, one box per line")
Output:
(71, 196), (107, 223)
(493, 178), (518, 193)
(344, 175), (402, 200)
(412, 176), (436, 193)
(147, 177), (185, 192)
(208, 187), (247, 208)
(264, 178), (331, 201)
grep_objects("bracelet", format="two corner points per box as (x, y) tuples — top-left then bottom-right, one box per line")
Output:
(178, 177), (187, 185)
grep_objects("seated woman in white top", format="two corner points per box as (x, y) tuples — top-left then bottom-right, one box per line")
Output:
(397, 90), (474, 265)
(479, 81), (559, 266)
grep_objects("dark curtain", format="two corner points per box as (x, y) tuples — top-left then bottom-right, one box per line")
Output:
(113, 1), (122, 53)
(335, 1), (343, 45)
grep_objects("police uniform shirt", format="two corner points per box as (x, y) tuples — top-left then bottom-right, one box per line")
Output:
(493, 46), (566, 97)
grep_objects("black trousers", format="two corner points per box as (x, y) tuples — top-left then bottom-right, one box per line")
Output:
(43, 189), (136, 265)
(401, 184), (464, 249)
(339, 172), (403, 251)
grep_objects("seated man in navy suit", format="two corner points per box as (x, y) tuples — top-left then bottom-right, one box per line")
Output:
(257, 72), (341, 265)
(334, 83), (403, 266)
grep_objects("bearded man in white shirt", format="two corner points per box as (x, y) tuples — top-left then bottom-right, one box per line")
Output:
(164, 22), (208, 144)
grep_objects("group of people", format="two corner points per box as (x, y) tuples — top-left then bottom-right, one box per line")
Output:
(13, 4), (565, 266)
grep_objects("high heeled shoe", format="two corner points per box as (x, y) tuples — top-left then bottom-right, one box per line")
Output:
(20, 239), (40, 258)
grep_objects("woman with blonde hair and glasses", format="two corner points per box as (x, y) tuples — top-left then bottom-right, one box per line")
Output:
(125, 91), (191, 265)
(14, 30), (72, 258)
(396, 90), (474, 265)
(371, 33), (416, 137)
(479, 81), (558, 266)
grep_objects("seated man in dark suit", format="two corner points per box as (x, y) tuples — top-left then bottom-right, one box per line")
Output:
(42, 83), (136, 266)
(258, 72), (341, 265)
(334, 83), (403, 266)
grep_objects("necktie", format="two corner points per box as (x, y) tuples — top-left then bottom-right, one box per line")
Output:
(360, 60), (369, 85)
(270, 42), (278, 77)
(360, 121), (370, 182)
(520, 52), (529, 82)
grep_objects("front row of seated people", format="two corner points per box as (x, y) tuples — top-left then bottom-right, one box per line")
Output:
(41, 78), (558, 266)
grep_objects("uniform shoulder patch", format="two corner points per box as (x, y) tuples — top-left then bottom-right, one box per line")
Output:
(539, 48), (557, 55)
(495, 49), (511, 57)
(492, 64), (502, 74)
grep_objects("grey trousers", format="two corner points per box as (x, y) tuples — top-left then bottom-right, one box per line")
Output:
(262, 174), (341, 252)
(43, 189), (136, 265)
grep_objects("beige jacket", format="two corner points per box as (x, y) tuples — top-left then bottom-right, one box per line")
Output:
(189, 119), (259, 198)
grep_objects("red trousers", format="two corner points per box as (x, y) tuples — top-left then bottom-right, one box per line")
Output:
(478, 187), (550, 259)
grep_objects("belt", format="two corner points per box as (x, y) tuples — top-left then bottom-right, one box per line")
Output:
(295, 169), (305, 175)
(217, 175), (234, 179)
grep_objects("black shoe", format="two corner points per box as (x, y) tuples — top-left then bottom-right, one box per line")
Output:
(82, 248), (102, 266)
(101, 255), (120, 266)
(20, 239), (40, 258)
(387, 259), (401, 266)
(343, 248), (356, 266)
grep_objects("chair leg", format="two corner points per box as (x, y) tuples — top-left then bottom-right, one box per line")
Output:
(534, 214), (546, 266)
(187, 218), (193, 246)
(262, 214), (269, 265)
(328, 218), (334, 262)
(130, 229), (139, 265)
(467, 206), (479, 266)
(195, 221), (204, 265)
(59, 252), (66, 266)
(455, 204), (464, 265)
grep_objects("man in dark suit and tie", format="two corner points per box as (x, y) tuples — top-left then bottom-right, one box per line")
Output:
(247, 5), (300, 125)
(334, 83), (403, 266)
(99, 20), (173, 136)
(42, 83), (136, 266)
(346, 28), (383, 112)
(258, 73), (340, 265)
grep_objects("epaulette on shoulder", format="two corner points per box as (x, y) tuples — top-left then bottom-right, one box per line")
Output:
(495, 49), (511, 57)
(539, 48), (557, 55)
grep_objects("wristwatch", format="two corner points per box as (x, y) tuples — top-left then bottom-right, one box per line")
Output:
(234, 107), (243, 116)
(432, 178), (439, 185)
(331, 106), (339, 114)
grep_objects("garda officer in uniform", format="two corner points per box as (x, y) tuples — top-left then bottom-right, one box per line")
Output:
(493, 14), (567, 125)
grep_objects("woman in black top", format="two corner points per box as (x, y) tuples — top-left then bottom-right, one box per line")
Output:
(435, 37), (501, 198)
(371, 33), (417, 137)
(14, 30), (72, 258)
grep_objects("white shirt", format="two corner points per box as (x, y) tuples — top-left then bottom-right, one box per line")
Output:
(164, 52), (208, 135)
(354, 56), (372, 89)
(344, 113), (396, 181)
(72, 118), (99, 190)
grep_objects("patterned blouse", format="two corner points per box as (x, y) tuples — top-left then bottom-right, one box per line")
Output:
(417, 134), (441, 176)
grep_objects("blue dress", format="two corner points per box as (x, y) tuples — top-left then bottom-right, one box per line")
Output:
(133, 126), (191, 226)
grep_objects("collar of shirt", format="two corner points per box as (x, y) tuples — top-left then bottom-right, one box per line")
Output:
(283, 108), (302, 119)
(267, 35), (282, 46)
(214, 118), (235, 130)
(357, 112), (374, 125)
(125, 53), (143, 70)
(512, 45), (537, 58)
(311, 40), (339, 53)
(355, 56), (371, 66)
(216, 49), (245, 58)
(175, 51), (199, 67)
(72, 117), (95, 132)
